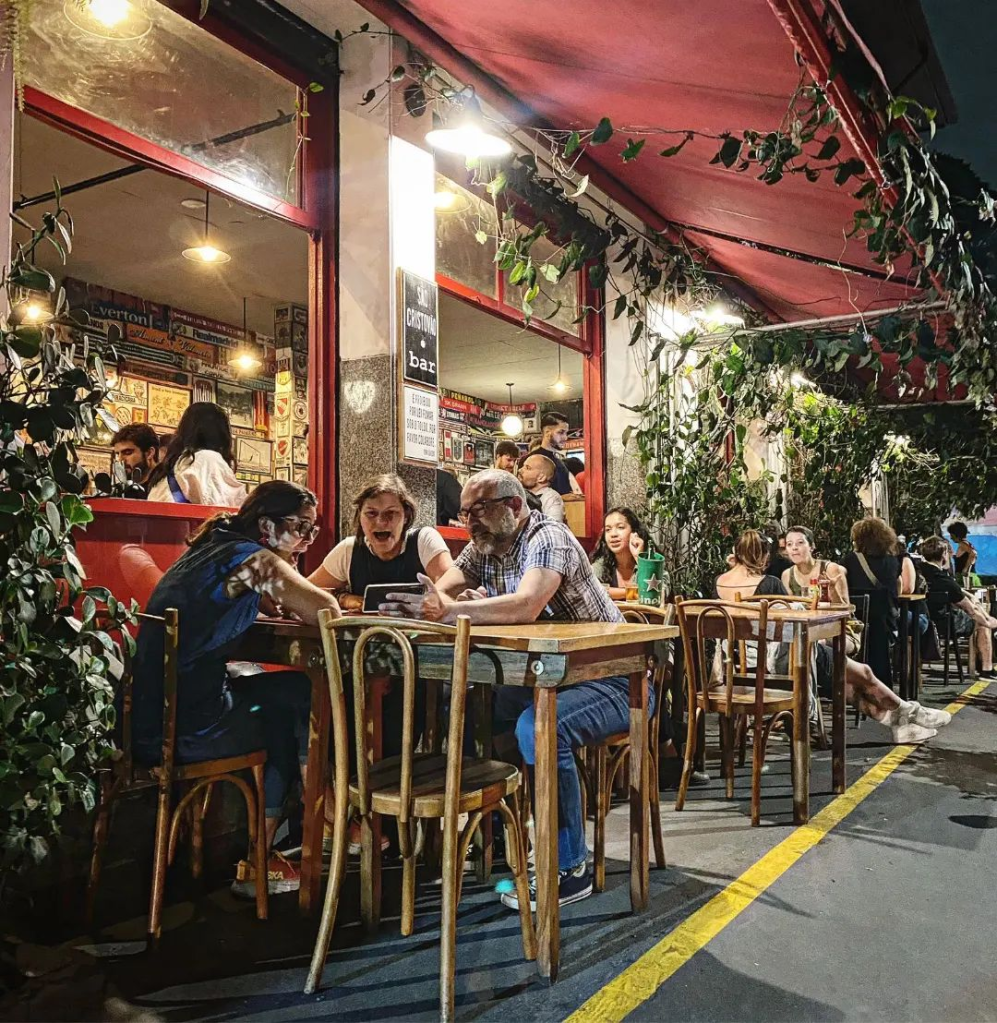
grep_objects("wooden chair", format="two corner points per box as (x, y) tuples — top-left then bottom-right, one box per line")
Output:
(305, 613), (535, 1022)
(87, 610), (268, 941)
(674, 598), (804, 826)
(580, 604), (672, 892)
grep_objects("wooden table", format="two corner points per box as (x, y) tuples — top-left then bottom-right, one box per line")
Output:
(233, 618), (678, 985)
(677, 604), (851, 823)
(896, 593), (926, 701)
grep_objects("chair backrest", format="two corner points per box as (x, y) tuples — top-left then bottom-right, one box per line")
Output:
(849, 593), (871, 662)
(621, 604), (676, 721)
(316, 613), (471, 825)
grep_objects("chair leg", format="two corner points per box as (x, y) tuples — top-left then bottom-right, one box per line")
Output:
(497, 794), (536, 961)
(735, 716), (748, 768)
(399, 819), (417, 937)
(750, 712), (764, 827)
(943, 628), (951, 684)
(675, 706), (700, 811)
(148, 778), (172, 945)
(190, 783), (212, 880)
(250, 764), (268, 922)
(359, 815), (381, 933)
(647, 748), (666, 869)
(593, 745), (608, 892)
(86, 774), (116, 925)
(720, 717), (735, 800)
(304, 802), (352, 995)
(572, 750), (590, 821)
(439, 796), (461, 1022)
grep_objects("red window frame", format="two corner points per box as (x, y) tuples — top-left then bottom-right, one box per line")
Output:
(21, 0), (339, 554)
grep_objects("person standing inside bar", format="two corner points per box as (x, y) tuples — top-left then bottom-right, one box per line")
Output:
(111, 423), (160, 490)
(146, 402), (247, 507)
(493, 439), (521, 472)
(530, 411), (573, 495)
(518, 452), (565, 522)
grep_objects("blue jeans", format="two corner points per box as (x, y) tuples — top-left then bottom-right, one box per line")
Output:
(493, 676), (655, 872)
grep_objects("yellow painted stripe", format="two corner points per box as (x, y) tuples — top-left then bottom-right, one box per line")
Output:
(567, 681), (990, 1023)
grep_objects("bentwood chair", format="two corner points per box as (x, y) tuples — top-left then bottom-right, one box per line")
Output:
(87, 610), (268, 941)
(675, 599), (803, 826)
(305, 613), (535, 1022)
(577, 604), (673, 891)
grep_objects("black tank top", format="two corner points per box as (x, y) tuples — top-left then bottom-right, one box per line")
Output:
(348, 528), (425, 594)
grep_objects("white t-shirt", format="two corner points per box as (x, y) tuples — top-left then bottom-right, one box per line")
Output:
(147, 449), (247, 507)
(320, 528), (450, 584)
(536, 486), (565, 523)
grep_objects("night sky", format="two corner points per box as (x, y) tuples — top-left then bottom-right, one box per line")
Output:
(921, 0), (997, 188)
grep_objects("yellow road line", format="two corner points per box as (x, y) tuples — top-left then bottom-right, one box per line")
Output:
(567, 681), (990, 1023)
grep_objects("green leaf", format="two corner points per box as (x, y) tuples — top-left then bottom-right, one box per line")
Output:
(45, 501), (62, 538)
(474, 230), (488, 245)
(590, 117), (614, 145)
(613, 293), (628, 320)
(718, 136), (742, 169)
(540, 263), (560, 283)
(621, 138), (646, 163)
(564, 131), (581, 158)
(361, 89), (376, 105)
(567, 174), (590, 199)
(308, 82), (325, 93)
(659, 133), (693, 158)
(816, 135), (841, 161)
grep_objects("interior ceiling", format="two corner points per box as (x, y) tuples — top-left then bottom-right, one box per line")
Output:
(12, 114), (308, 336)
(359, 0), (927, 321)
(438, 291), (583, 404)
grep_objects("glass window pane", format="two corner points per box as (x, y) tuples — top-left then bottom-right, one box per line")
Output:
(522, 235), (581, 335)
(435, 173), (498, 297)
(23, 0), (300, 204)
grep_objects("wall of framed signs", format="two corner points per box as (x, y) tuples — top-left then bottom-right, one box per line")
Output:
(65, 278), (308, 493)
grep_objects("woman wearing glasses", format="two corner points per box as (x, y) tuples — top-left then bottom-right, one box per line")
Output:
(132, 481), (341, 896)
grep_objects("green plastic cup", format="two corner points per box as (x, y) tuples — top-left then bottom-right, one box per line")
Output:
(637, 551), (665, 604)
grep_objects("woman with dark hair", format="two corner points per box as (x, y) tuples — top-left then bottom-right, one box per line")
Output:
(589, 507), (666, 601)
(146, 402), (246, 506)
(948, 521), (978, 579)
(132, 481), (340, 895)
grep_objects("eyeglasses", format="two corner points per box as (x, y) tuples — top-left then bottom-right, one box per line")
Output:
(281, 516), (320, 540)
(458, 495), (511, 522)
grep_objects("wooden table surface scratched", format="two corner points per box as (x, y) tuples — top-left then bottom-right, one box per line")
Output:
(234, 618), (677, 985)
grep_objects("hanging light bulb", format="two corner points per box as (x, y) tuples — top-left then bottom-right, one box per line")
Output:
(501, 383), (524, 438)
(425, 95), (512, 159)
(228, 297), (262, 374)
(11, 296), (54, 325)
(549, 346), (569, 395)
(182, 191), (231, 264)
(64, 0), (153, 41)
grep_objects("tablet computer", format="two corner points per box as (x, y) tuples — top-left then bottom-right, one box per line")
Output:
(362, 582), (424, 613)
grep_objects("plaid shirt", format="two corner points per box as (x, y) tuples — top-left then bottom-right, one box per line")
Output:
(454, 511), (624, 623)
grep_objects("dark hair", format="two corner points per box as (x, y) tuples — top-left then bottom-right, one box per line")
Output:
(111, 423), (159, 452)
(146, 402), (235, 491)
(188, 480), (317, 548)
(786, 525), (815, 547)
(564, 456), (584, 475)
(850, 516), (898, 557)
(589, 507), (651, 583)
(352, 473), (417, 542)
(541, 412), (568, 430)
(920, 535), (949, 564)
(948, 521), (969, 541)
(494, 439), (520, 460)
(733, 529), (769, 574)
(158, 433), (174, 450)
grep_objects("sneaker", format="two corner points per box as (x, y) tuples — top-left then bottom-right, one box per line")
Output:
(688, 769), (711, 787)
(346, 820), (390, 856)
(230, 852), (300, 898)
(890, 722), (937, 745)
(908, 702), (952, 729)
(500, 862), (593, 912)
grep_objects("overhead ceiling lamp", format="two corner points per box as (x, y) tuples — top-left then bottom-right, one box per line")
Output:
(228, 297), (262, 374)
(549, 346), (570, 395)
(10, 295), (54, 325)
(425, 94), (513, 159)
(433, 188), (470, 214)
(501, 383), (524, 438)
(182, 191), (231, 265)
(692, 304), (745, 328)
(64, 0), (153, 42)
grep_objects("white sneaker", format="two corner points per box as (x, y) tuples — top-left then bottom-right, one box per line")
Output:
(908, 702), (952, 729)
(891, 722), (937, 744)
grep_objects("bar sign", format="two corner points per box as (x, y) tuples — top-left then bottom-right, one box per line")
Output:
(400, 269), (438, 388)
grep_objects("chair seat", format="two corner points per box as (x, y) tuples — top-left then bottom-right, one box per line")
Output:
(701, 686), (795, 712)
(350, 754), (520, 817)
(151, 750), (267, 782)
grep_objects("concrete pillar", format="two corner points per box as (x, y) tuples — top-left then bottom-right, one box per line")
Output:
(0, 63), (14, 294)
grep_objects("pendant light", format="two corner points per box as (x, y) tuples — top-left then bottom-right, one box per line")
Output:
(64, 0), (153, 41)
(550, 346), (569, 395)
(501, 383), (524, 438)
(425, 94), (512, 159)
(182, 191), (231, 264)
(229, 297), (262, 374)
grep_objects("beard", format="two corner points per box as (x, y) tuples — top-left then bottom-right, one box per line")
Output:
(470, 507), (518, 555)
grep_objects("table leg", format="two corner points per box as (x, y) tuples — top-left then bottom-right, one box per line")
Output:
(791, 631), (810, 825)
(912, 610), (922, 700)
(898, 602), (910, 701)
(629, 668), (650, 912)
(831, 628), (847, 794)
(473, 685), (494, 882)
(300, 668), (330, 914)
(533, 687), (559, 984)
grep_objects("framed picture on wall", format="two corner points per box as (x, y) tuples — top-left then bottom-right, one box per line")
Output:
(236, 436), (272, 475)
(216, 381), (255, 429)
(148, 383), (190, 429)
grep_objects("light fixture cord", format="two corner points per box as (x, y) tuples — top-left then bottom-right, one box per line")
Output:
(204, 191), (210, 244)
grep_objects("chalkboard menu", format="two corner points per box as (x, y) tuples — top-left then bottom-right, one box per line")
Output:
(400, 269), (439, 388)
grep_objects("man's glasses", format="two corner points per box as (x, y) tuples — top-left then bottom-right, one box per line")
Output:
(281, 516), (320, 540)
(458, 496), (511, 523)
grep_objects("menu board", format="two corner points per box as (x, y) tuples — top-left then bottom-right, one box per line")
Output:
(400, 385), (439, 465)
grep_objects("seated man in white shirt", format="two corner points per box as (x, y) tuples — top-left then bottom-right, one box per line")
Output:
(518, 452), (565, 523)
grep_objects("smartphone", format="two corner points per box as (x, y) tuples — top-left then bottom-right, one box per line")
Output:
(362, 582), (425, 613)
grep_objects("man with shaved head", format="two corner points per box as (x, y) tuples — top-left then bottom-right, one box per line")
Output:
(518, 451), (565, 522)
(380, 469), (658, 912)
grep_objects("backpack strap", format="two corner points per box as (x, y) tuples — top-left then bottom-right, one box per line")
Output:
(854, 552), (881, 588)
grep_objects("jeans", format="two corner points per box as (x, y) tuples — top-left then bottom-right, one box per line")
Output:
(493, 676), (655, 872)
(135, 670), (311, 818)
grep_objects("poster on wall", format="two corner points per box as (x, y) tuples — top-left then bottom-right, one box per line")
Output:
(399, 270), (438, 389)
(192, 377), (216, 404)
(400, 385), (439, 465)
(236, 436), (273, 474)
(148, 383), (190, 429)
(216, 381), (255, 429)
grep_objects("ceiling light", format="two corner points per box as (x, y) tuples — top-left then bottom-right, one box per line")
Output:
(64, 0), (153, 41)
(501, 382), (523, 438)
(692, 304), (745, 328)
(181, 197), (206, 210)
(549, 345), (570, 394)
(228, 297), (261, 374)
(425, 96), (512, 159)
(11, 298), (54, 325)
(433, 189), (469, 214)
(182, 191), (231, 264)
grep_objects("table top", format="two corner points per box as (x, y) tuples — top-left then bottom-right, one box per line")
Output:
(678, 603), (852, 625)
(897, 592), (927, 602)
(252, 617), (678, 654)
